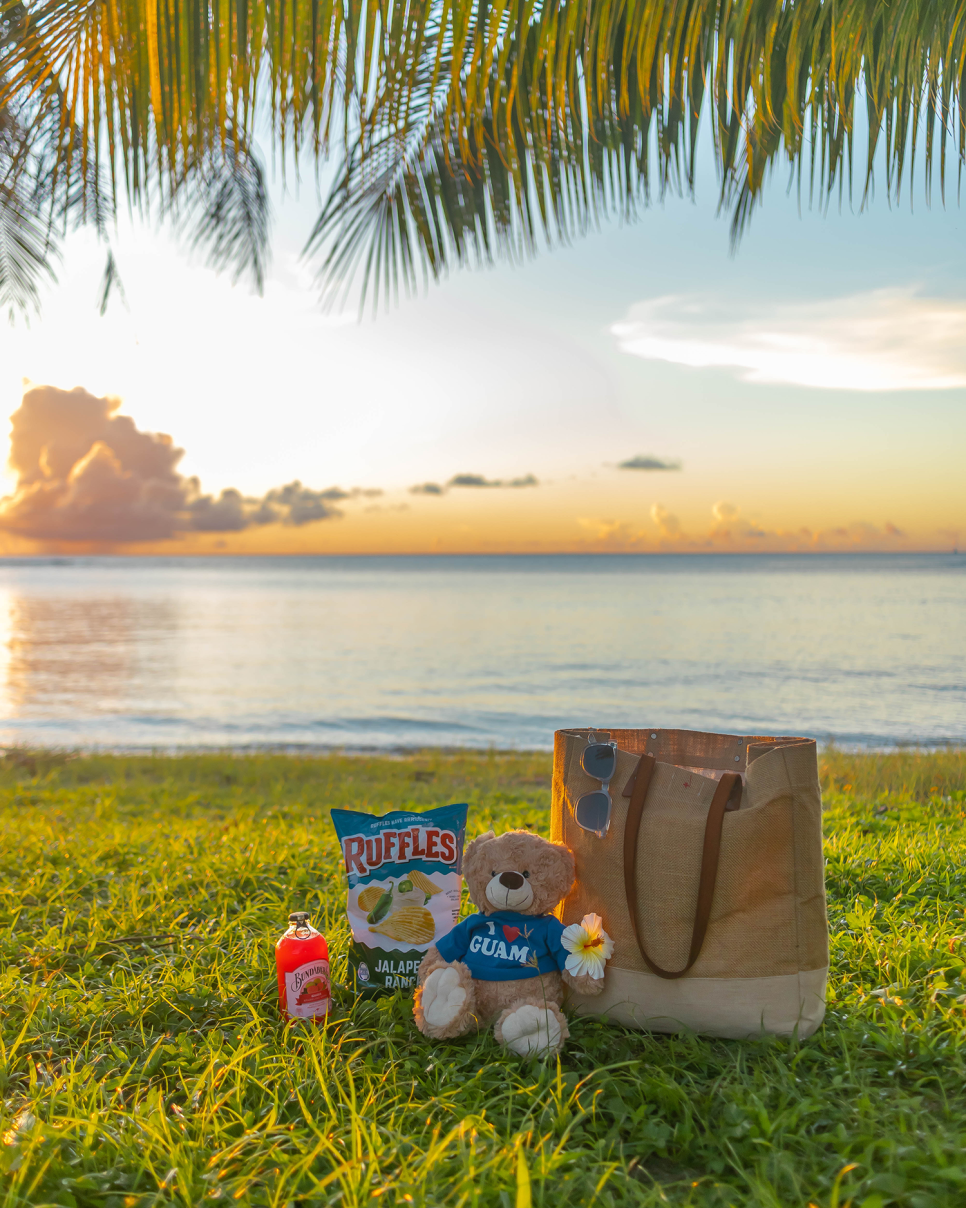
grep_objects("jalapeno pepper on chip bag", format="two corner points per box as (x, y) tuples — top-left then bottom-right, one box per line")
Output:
(330, 803), (468, 992)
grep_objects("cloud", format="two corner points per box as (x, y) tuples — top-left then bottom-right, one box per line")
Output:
(181, 480), (383, 531)
(186, 488), (261, 533)
(807, 521), (908, 550)
(650, 503), (682, 539)
(708, 500), (767, 542)
(578, 502), (912, 553)
(448, 473), (539, 489)
(449, 474), (498, 488)
(183, 482), (355, 531)
(577, 518), (650, 549)
(410, 473), (540, 494)
(0, 386), (187, 541)
(0, 385), (378, 544)
(667, 502), (905, 551)
(711, 501), (738, 523)
(261, 482), (350, 526)
(612, 289), (966, 391)
(618, 455), (682, 471)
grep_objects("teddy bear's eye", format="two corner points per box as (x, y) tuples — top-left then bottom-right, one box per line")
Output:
(491, 870), (496, 877)
(523, 871), (530, 878)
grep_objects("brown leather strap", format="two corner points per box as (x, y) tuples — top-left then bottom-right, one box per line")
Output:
(623, 757), (742, 980)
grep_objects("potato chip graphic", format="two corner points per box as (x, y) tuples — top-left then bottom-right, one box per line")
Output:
(409, 870), (442, 897)
(369, 903), (435, 945)
(357, 885), (384, 914)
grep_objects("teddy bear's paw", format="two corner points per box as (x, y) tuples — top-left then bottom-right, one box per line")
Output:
(421, 967), (469, 1029)
(497, 1003), (567, 1057)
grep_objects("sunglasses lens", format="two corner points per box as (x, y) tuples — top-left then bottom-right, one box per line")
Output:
(575, 791), (611, 837)
(581, 743), (616, 781)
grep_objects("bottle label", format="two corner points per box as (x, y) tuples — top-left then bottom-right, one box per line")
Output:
(285, 958), (331, 1018)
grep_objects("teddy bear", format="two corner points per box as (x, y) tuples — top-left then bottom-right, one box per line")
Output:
(413, 829), (613, 1056)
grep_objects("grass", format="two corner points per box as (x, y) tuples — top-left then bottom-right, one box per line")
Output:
(1, 747), (966, 1208)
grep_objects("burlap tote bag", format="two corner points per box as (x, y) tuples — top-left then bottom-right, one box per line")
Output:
(552, 728), (828, 1039)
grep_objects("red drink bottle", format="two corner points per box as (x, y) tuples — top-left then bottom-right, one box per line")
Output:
(276, 911), (331, 1022)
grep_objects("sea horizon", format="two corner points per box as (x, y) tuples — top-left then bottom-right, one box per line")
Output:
(0, 551), (961, 752)
(0, 549), (960, 562)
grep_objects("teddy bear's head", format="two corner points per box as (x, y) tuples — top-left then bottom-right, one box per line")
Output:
(462, 830), (575, 916)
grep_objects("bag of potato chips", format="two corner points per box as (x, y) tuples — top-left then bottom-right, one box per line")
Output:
(331, 803), (468, 992)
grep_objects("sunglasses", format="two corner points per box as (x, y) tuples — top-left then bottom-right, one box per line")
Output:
(574, 740), (618, 837)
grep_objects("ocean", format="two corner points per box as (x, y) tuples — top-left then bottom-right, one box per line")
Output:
(0, 552), (961, 751)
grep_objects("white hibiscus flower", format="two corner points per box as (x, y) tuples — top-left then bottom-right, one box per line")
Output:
(561, 913), (614, 979)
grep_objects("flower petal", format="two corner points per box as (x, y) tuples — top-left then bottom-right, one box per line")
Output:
(564, 952), (585, 975)
(566, 949), (606, 979)
(561, 923), (589, 954)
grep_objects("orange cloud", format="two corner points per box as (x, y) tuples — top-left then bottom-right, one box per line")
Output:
(703, 503), (906, 551)
(0, 387), (186, 541)
(0, 385), (374, 545)
(708, 500), (768, 544)
(576, 518), (650, 549)
(576, 501), (913, 553)
(650, 503), (682, 540)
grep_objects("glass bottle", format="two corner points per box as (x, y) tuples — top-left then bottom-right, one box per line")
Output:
(276, 911), (330, 1021)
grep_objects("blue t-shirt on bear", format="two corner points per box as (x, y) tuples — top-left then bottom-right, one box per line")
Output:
(435, 911), (569, 981)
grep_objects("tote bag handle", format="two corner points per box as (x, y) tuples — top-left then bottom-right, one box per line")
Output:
(623, 755), (742, 980)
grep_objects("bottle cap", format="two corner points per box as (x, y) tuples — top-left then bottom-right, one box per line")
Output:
(289, 911), (310, 926)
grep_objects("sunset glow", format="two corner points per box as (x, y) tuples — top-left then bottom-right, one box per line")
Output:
(0, 142), (963, 558)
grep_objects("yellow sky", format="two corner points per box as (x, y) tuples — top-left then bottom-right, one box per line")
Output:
(0, 465), (949, 556)
(0, 185), (964, 555)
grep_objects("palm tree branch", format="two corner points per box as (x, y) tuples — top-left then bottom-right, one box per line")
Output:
(3, 0), (966, 314)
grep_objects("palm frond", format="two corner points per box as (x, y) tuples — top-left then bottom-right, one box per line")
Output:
(0, 92), (57, 318)
(177, 135), (271, 291)
(311, 0), (966, 305)
(0, 159), (57, 319)
(0, 0), (358, 205)
(97, 247), (125, 314)
(2, 0), (966, 313)
(307, 60), (648, 311)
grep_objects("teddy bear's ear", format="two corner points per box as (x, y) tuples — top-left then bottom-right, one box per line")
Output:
(553, 842), (577, 894)
(462, 831), (495, 893)
(463, 830), (495, 866)
(524, 838), (576, 914)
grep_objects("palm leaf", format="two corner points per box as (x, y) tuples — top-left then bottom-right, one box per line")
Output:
(0, 154), (58, 319)
(2, 0), (966, 311)
(97, 247), (125, 313)
(175, 133), (271, 290)
(312, 0), (966, 304)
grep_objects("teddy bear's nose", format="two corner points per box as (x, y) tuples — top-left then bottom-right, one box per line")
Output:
(499, 872), (525, 890)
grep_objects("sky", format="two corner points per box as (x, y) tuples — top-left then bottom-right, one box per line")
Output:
(0, 135), (963, 555)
